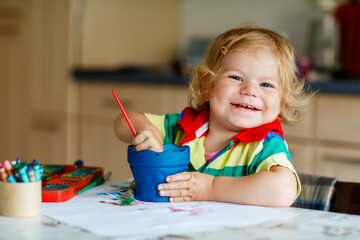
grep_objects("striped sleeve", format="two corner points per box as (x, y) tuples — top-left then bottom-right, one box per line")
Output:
(144, 112), (181, 144)
(251, 135), (301, 197)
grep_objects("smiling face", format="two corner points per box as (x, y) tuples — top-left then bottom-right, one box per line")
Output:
(208, 48), (281, 134)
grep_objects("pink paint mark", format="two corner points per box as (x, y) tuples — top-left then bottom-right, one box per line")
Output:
(189, 205), (203, 216)
(168, 205), (204, 216)
(98, 200), (121, 206)
(132, 201), (145, 206)
(137, 208), (148, 211)
(168, 207), (186, 212)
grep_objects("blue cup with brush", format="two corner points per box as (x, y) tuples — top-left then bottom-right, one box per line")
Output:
(127, 144), (190, 202)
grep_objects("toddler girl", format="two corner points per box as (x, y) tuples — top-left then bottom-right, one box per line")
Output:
(114, 26), (313, 207)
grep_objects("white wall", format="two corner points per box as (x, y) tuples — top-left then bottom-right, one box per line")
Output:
(178, 0), (317, 55)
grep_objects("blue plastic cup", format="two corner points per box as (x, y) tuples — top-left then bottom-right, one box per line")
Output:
(127, 144), (190, 202)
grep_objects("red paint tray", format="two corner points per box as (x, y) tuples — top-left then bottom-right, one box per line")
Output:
(42, 165), (103, 202)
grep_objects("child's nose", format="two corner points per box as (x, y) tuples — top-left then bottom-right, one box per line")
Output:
(239, 81), (258, 97)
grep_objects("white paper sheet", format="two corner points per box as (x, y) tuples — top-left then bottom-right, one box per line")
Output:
(42, 179), (295, 239)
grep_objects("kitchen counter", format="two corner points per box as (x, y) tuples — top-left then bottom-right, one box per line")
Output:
(310, 80), (360, 95)
(73, 68), (189, 86)
(73, 69), (360, 95)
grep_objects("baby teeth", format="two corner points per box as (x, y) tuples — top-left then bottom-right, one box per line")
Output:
(233, 103), (257, 110)
(240, 104), (255, 110)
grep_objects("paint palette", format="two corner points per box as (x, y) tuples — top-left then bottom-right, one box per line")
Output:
(42, 165), (103, 202)
(42, 164), (76, 182)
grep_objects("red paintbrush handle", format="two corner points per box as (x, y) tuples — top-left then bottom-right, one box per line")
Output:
(112, 90), (137, 136)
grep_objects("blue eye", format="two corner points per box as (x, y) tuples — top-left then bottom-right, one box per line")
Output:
(260, 82), (272, 88)
(230, 75), (243, 81)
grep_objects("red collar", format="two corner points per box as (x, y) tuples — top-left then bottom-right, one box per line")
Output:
(176, 107), (283, 145)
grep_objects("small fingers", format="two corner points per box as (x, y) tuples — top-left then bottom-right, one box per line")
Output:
(158, 173), (193, 202)
(159, 189), (192, 201)
(132, 131), (147, 146)
(158, 180), (189, 191)
(169, 196), (192, 202)
(165, 172), (192, 183)
(132, 131), (163, 152)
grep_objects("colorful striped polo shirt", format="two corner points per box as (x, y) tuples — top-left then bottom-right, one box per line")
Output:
(145, 107), (301, 196)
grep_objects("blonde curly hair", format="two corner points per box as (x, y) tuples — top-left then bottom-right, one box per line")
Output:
(189, 26), (314, 125)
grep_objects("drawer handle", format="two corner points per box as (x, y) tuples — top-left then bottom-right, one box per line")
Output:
(102, 98), (132, 109)
(323, 156), (360, 164)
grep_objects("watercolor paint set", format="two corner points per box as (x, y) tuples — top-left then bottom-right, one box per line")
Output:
(42, 165), (103, 202)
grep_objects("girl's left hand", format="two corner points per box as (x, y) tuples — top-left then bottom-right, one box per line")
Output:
(157, 172), (214, 202)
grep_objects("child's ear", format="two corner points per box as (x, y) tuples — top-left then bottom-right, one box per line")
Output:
(204, 88), (211, 102)
(205, 94), (210, 102)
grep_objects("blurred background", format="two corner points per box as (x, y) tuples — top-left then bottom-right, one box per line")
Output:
(1, 0), (360, 180)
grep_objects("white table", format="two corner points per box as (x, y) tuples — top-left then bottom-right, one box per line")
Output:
(1, 180), (360, 240)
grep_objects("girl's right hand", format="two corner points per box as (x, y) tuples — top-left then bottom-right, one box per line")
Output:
(132, 128), (163, 152)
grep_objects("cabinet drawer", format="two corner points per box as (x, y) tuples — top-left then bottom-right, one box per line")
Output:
(80, 82), (169, 119)
(80, 122), (132, 179)
(316, 94), (360, 144)
(316, 146), (360, 182)
(27, 113), (79, 165)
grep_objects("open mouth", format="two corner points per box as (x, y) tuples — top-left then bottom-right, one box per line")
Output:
(231, 103), (259, 111)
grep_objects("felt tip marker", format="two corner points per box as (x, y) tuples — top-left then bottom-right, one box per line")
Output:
(28, 165), (36, 182)
(33, 163), (41, 181)
(18, 165), (30, 183)
(3, 160), (17, 183)
(7, 174), (17, 183)
(112, 90), (137, 136)
(0, 167), (8, 182)
(39, 164), (44, 181)
(12, 163), (21, 182)
(3, 160), (13, 175)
